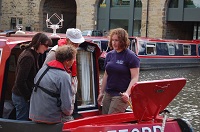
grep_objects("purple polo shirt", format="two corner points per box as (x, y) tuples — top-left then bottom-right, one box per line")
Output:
(104, 49), (140, 96)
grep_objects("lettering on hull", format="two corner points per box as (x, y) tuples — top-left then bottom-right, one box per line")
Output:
(107, 126), (161, 132)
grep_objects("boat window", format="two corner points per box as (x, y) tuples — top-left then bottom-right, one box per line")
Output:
(92, 40), (101, 51)
(77, 49), (96, 109)
(168, 43), (175, 55)
(0, 48), (2, 64)
(101, 40), (109, 52)
(146, 43), (156, 55)
(138, 40), (146, 55)
(129, 39), (136, 52)
(156, 42), (168, 55)
(199, 45), (200, 56)
(183, 45), (191, 55)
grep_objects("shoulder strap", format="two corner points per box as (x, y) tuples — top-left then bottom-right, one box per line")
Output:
(33, 65), (61, 107)
(34, 66), (50, 92)
(34, 65), (65, 92)
(36, 85), (60, 98)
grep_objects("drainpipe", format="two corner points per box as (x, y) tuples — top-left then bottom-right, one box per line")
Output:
(145, 0), (150, 37)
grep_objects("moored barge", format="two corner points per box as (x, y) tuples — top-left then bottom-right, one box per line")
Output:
(0, 31), (193, 132)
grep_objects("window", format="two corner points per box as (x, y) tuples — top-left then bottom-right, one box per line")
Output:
(184, 0), (200, 8)
(92, 40), (102, 51)
(156, 43), (168, 55)
(138, 40), (146, 55)
(129, 39), (136, 53)
(146, 43), (156, 55)
(133, 20), (141, 36)
(112, 0), (130, 7)
(100, 40), (109, 52)
(193, 23), (200, 39)
(134, 0), (142, 7)
(169, 0), (179, 8)
(82, 30), (103, 37)
(110, 19), (128, 31)
(92, 31), (103, 36)
(183, 45), (191, 55)
(198, 45), (200, 56)
(100, 0), (106, 7)
(10, 17), (23, 30)
(77, 49), (96, 108)
(168, 43), (175, 55)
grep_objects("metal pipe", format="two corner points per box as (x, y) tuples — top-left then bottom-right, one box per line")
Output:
(160, 110), (170, 132)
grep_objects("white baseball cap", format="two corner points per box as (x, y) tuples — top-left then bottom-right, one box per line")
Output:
(66, 28), (85, 44)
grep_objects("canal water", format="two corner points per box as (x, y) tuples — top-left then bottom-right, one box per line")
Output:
(100, 67), (200, 131)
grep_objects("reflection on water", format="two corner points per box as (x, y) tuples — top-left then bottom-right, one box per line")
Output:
(100, 67), (200, 131)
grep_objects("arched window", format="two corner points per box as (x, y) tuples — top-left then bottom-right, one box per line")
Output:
(169, 0), (179, 8)
(184, 0), (200, 8)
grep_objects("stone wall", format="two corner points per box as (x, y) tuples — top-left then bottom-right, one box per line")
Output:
(76, 0), (97, 31)
(0, 0), (41, 31)
(141, 0), (166, 38)
(0, 0), (97, 32)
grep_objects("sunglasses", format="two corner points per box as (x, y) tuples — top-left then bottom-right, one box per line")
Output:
(42, 43), (49, 48)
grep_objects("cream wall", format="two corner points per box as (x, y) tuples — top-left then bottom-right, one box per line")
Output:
(76, 0), (97, 31)
(141, 0), (167, 38)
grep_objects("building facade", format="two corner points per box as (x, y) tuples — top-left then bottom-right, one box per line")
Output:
(0, 0), (199, 40)
(98, 0), (200, 40)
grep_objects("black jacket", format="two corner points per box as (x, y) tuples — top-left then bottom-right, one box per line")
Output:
(12, 49), (39, 100)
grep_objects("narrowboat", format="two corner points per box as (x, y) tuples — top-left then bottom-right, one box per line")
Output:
(0, 31), (193, 132)
(98, 37), (200, 70)
(84, 36), (109, 52)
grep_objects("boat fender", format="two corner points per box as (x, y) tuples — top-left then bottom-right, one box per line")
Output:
(174, 118), (194, 132)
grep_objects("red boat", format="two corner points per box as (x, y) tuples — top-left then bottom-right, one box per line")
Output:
(98, 37), (200, 70)
(0, 31), (193, 132)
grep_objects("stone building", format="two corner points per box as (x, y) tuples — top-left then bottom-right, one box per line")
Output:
(0, 0), (199, 40)
(0, 0), (97, 34)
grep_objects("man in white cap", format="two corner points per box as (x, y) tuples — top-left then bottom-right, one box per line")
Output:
(43, 28), (85, 119)
(43, 28), (85, 65)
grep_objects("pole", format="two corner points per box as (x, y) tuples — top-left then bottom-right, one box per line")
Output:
(160, 110), (170, 132)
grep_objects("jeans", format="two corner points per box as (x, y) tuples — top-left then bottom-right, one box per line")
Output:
(12, 93), (30, 120)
